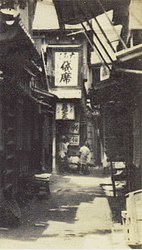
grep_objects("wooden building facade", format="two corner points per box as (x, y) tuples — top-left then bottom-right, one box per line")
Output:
(0, 1), (55, 218)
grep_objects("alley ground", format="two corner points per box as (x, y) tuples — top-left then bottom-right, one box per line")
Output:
(0, 167), (130, 249)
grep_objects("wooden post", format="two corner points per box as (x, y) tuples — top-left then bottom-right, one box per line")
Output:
(110, 160), (116, 197)
(52, 115), (57, 174)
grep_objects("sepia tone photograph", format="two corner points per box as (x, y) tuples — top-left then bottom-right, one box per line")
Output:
(0, 0), (142, 249)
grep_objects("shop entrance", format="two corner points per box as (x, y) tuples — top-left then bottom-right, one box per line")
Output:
(56, 120), (80, 173)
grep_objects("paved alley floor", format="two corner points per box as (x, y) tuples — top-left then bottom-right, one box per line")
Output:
(0, 168), (130, 249)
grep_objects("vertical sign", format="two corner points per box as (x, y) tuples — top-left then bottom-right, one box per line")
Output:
(55, 52), (79, 86)
(56, 103), (75, 120)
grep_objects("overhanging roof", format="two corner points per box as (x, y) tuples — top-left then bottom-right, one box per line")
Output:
(53, 0), (130, 26)
(0, 12), (40, 62)
(0, 12), (44, 78)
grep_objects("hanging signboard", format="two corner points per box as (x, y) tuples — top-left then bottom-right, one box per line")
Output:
(68, 134), (80, 146)
(55, 51), (79, 86)
(56, 103), (75, 120)
(68, 122), (80, 134)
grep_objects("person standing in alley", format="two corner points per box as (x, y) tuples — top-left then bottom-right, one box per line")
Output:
(58, 136), (69, 173)
(79, 141), (91, 175)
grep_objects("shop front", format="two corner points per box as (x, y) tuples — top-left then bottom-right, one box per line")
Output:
(0, 11), (55, 223)
(55, 100), (87, 173)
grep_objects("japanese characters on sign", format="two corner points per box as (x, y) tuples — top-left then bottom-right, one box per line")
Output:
(68, 122), (80, 134)
(55, 52), (79, 86)
(56, 103), (75, 120)
(68, 135), (80, 146)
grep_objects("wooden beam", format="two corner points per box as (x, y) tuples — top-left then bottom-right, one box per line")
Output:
(115, 68), (142, 75)
(116, 43), (142, 62)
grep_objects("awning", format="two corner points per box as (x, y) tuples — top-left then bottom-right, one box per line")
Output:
(30, 91), (56, 114)
(13, 82), (55, 113)
(53, 0), (131, 67)
(53, 0), (130, 26)
(32, 87), (58, 99)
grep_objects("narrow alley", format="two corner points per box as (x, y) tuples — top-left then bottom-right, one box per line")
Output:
(0, 1), (142, 249)
(0, 168), (129, 249)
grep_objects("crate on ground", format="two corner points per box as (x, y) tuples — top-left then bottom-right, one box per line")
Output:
(121, 189), (142, 247)
(34, 173), (52, 195)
